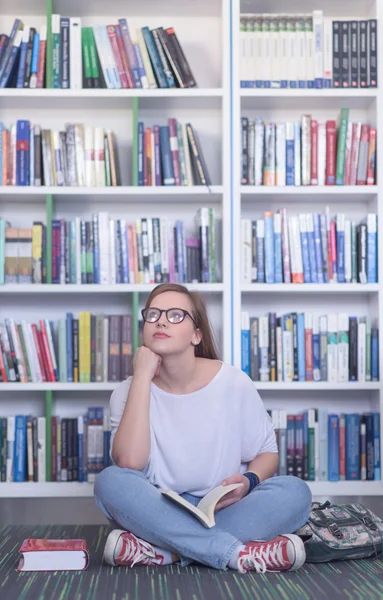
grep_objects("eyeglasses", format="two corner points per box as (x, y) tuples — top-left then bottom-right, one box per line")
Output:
(141, 307), (197, 326)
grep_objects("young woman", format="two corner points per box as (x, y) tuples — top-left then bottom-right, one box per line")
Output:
(94, 283), (312, 574)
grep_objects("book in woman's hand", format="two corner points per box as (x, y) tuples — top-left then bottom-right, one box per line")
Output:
(159, 483), (244, 528)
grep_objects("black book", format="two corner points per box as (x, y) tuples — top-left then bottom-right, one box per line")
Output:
(365, 414), (375, 480)
(241, 117), (249, 184)
(332, 21), (342, 88)
(72, 418), (78, 481)
(61, 418), (68, 480)
(269, 312), (277, 382)
(340, 21), (350, 88)
(32, 416), (38, 482)
(165, 27), (197, 87)
(292, 313), (299, 381)
(368, 19), (377, 87)
(156, 27), (187, 88)
(67, 418), (73, 482)
(72, 319), (79, 382)
(348, 316), (358, 381)
(23, 28), (35, 88)
(350, 21), (359, 88)
(186, 123), (211, 186)
(359, 21), (368, 87)
(357, 223), (367, 283)
(250, 317), (259, 382)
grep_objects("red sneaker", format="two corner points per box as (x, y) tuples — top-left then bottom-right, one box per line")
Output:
(103, 529), (165, 567)
(238, 534), (306, 574)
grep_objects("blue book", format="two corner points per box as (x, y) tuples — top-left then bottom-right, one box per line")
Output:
(175, 220), (185, 282)
(159, 126), (175, 185)
(286, 135), (295, 185)
(133, 43), (147, 88)
(16, 29), (29, 88)
(274, 215), (283, 283)
(241, 313), (250, 376)
(264, 213), (274, 283)
(328, 414), (339, 481)
(346, 414), (361, 480)
(16, 120), (30, 186)
(256, 221), (265, 283)
(138, 122), (144, 186)
(313, 214), (324, 283)
(297, 313), (305, 381)
(83, 415), (88, 480)
(66, 312), (73, 382)
(0, 19), (23, 79)
(306, 215), (317, 283)
(372, 329), (379, 381)
(30, 32), (40, 85)
(365, 413), (375, 480)
(336, 216), (345, 283)
(118, 19), (141, 88)
(367, 215), (377, 283)
(0, 31), (22, 88)
(120, 220), (129, 284)
(104, 429), (111, 469)
(318, 408), (328, 480)
(95, 407), (104, 473)
(141, 27), (168, 88)
(14, 415), (27, 482)
(60, 18), (70, 88)
(312, 317), (320, 381)
(373, 412), (381, 480)
(300, 219), (311, 283)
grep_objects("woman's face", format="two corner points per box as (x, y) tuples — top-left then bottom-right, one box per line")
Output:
(143, 291), (201, 356)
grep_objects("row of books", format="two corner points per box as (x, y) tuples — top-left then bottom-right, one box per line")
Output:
(0, 209), (218, 285)
(269, 410), (381, 481)
(240, 13), (377, 89)
(137, 120), (211, 186)
(241, 312), (379, 383)
(0, 121), (120, 187)
(0, 408), (112, 483)
(241, 210), (377, 285)
(0, 314), (134, 384)
(241, 110), (376, 186)
(0, 18), (196, 89)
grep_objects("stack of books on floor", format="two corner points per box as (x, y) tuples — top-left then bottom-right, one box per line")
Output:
(241, 109), (376, 186)
(269, 409), (381, 481)
(0, 407), (112, 483)
(241, 312), (379, 383)
(0, 17), (196, 89)
(241, 209), (377, 284)
(0, 209), (218, 285)
(240, 13), (377, 89)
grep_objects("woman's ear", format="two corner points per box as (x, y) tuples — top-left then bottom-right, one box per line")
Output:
(193, 329), (202, 346)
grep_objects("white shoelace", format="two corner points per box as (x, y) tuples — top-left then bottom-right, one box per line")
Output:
(118, 534), (157, 567)
(238, 540), (289, 574)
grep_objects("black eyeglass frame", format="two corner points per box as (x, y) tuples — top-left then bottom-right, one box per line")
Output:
(141, 307), (198, 327)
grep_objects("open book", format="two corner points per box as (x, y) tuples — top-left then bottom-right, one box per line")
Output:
(159, 483), (243, 528)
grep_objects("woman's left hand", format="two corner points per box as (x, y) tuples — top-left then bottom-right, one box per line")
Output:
(214, 473), (250, 512)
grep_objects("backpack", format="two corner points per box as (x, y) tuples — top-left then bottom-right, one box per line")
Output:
(295, 500), (383, 563)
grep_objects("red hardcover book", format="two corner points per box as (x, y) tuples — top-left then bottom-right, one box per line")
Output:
(0, 343), (7, 382)
(367, 127), (376, 185)
(325, 120), (336, 185)
(145, 128), (152, 186)
(17, 538), (89, 571)
(36, 34), (47, 89)
(39, 321), (55, 381)
(107, 25), (129, 88)
(31, 324), (47, 382)
(310, 120), (318, 185)
(115, 24), (134, 88)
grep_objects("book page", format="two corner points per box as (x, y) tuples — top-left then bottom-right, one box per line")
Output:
(196, 483), (244, 523)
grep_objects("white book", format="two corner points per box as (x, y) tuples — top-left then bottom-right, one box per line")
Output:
(101, 25), (121, 89)
(254, 118), (264, 185)
(28, 323), (43, 383)
(312, 314), (320, 381)
(74, 124), (85, 187)
(323, 18), (333, 86)
(287, 17), (297, 87)
(358, 318), (366, 382)
(160, 483), (243, 528)
(109, 219), (116, 284)
(239, 17), (248, 84)
(313, 11), (324, 87)
(318, 123), (326, 186)
(296, 17), (306, 86)
(84, 127), (95, 187)
(241, 219), (252, 283)
(305, 17), (314, 87)
(92, 25), (115, 88)
(278, 16), (289, 87)
(246, 20), (255, 85)
(6, 416), (15, 482)
(344, 219), (352, 283)
(98, 212), (110, 285)
(276, 123), (286, 185)
(52, 131), (64, 186)
(270, 17), (280, 87)
(327, 313), (338, 383)
(259, 316), (270, 382)
(21, 321), (37, 382)
(94, 128), (106, 187)
(75, 217), (81, 285)
(262, 16), (272, 87)
(70, 18), (82, 89)
(338, 313), (349, 383)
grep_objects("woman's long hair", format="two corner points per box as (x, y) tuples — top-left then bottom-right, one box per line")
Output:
(143, 283), (220, 360)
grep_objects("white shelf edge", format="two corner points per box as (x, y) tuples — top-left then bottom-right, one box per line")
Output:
(0, 88), (224, 99)
(0, 283), (225, 294)
(0, 480), (381, 498)
(241, 284), (379, 293)
(255, 382), (380, 391)
(240, 89), (378, 98)
(0, 186), (223, 196)
(241, 185), (378, 195)
(0, 383), (118, 391)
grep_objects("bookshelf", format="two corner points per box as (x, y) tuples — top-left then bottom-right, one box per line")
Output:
(1, 0), (383, 499)
(232, 0), (383, 496)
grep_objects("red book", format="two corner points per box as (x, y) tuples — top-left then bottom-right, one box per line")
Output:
(115, 24), (134, 88)
(304, 318), (313, 381)
(36, 32), (47, 89)
(367, 128), (376, 185)
(17, 538), (89, 571)
(325, 120), (337, 185)
(31, 323), (47, 382)
(310, 120), (318, 185)
(0, 344), (7, 382)
(107, 25), (129, 88)
(39, 321), (55, 382)
(145, 128), (152, 186)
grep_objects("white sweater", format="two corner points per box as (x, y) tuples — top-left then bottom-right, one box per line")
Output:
(109, 361), (278, 496)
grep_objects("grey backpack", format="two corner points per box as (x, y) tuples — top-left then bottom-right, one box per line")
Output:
(295, 500), (383, 562)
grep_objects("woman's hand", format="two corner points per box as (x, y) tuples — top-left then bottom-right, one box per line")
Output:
(133, 346), (162, 380)
(214, 473), (250, 512)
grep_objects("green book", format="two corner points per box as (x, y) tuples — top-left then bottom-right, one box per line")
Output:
(82, 27), (92, 87)
(58, 319), (67, 383)
(335, 108), (350, 185)
(52, 15), (60, 88)
(87, 27), (100, 83)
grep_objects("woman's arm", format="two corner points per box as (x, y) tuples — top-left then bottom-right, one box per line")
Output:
(246, 452), (279, 482)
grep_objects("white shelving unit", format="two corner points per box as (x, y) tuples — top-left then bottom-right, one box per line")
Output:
(232, 0), (383, 497)
(0, 0), (231, 497)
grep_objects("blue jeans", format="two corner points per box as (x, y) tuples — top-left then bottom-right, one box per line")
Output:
(94, 466), (312, 570)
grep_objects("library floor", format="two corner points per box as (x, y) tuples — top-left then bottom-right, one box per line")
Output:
(1, 525), (383, 600)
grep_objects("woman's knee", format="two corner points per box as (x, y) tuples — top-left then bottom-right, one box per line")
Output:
(94, 465), (144, 501)
(276, 476), (312, 516)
